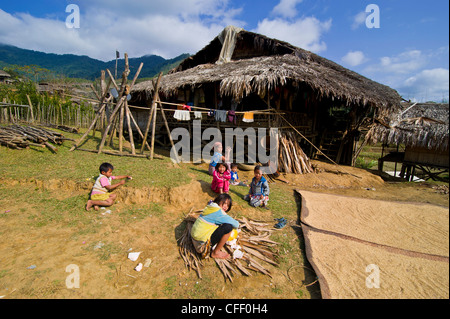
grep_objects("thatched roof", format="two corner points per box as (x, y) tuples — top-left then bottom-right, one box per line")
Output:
(365, 102), (449, 152)
(0, 70), (11, 77)
(132, 27), (402, 110)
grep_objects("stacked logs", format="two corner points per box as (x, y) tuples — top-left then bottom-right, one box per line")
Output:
(0, 124), (69, 152)
(177, 212), (279, 282)
(278, 131), (314, 174)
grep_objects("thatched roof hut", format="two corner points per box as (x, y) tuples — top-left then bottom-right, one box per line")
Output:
(130, 26), (403, 166)
(0, 70), (12, 83)
(132, 26), (401, 112)
(366, 102), (449, 152)
(366, 102), (449, 176)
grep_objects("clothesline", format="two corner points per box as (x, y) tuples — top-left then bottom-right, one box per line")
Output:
(152, 100), (278, 115)
(63, 92), (281, 115)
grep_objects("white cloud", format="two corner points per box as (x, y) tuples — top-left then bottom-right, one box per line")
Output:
(352, 11), (366, 30)
(253, 17), (332, 53)
(358, 48), (448, 102)
(0, 1), (245, 61)
(364, 50), (427, 75)
(271, 0), (303, 19)
(341, 51), (367, 67)
(400, 68), (449, 102)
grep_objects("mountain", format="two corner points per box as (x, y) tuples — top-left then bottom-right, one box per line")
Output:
(0, 44), (189, 80)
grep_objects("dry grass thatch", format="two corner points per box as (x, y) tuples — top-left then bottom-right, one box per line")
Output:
(132, 28), (401, 111)
(365, 102), (449, 152)
(177, 212), (280, 282)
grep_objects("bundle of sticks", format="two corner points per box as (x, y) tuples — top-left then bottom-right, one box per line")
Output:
(278, 131), (314, 174)
(177, 212), (279, 282)
(0, 124), (69, 152)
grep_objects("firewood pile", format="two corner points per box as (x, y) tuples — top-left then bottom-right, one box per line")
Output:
(0, 124), (70, 152)
(39, 123), (80, 134)
(177, 212), (279, 282)
(278, 131), (314, 174)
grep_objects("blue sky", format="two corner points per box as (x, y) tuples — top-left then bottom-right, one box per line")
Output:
(0, 0), (448, 102)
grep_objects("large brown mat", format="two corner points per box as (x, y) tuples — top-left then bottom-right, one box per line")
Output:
(297, 190), (449, 299)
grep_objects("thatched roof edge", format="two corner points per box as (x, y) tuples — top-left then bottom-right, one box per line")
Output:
(365, 103), (449, 151)
(132, 54), (401, 109)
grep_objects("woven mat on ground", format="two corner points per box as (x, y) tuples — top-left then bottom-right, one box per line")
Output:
(297, 190), (449, 299)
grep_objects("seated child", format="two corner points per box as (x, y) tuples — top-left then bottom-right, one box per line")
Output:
(190, 194), (239, 259)
(244, 165), (270, 208)
(86, 162), (132, 211)
(211, 162), (231, 194)
(230, 163), (247, 186)
(208, 142), (231, 175)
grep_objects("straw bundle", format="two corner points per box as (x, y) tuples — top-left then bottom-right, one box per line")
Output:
(177, 213), (279, 282)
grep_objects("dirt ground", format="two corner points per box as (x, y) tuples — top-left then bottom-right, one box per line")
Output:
(0, 160), (448, 299)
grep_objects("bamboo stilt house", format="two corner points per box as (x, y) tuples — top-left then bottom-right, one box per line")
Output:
(130, 26), (402, 167)
(365, 102), (449, 180)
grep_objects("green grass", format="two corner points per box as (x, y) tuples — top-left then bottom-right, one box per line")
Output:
(0, 127), (190, 188)
(0, 126), (320, 299)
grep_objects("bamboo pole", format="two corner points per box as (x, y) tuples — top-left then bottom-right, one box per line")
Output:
(125, 100), (135, 154)
(127, 104), (152, 152)
(26, 95), (34, 123)
(69, 80), (112, 151)
(98, 96), (126, 154)
(118, 96), (125, 153)
(156, 93), (180, 163)
(140, 72), (162, 154)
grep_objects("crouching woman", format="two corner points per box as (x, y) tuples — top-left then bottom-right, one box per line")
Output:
(190, 194), (239, 259)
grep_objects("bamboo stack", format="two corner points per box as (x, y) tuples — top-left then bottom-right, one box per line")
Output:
(278, 131), (314, 174)
(177, 213), (279, 282)
(0, 124), (69, 152)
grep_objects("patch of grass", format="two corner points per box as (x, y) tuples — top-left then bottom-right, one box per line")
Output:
(0, 128), (191, 188)
(266, 184), (297, 220)
(163, 275), (177, 297)
(118, 203), (165, 223)
(83, 241), (124, 261)
(355, 157), (378, 169)
(28, 193), (93, 228)
(188, 277), (218, 299)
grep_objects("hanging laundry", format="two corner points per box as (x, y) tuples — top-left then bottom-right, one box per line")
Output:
(174, 110), (191, 121)
(242, 112), (254, 123)
(182, 104), (192, 111)
(194, 111), (202, 120)
(215, 110), (228, 122)
(208, 109), (215, 117)
(227, 110), (236, 125)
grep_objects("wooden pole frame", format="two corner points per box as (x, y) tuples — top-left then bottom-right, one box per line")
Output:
(69, 53), (143, 156)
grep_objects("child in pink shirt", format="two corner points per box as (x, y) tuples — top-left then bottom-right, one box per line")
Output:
(86, 162), (131, 211)
(211, 162), (231, 194)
